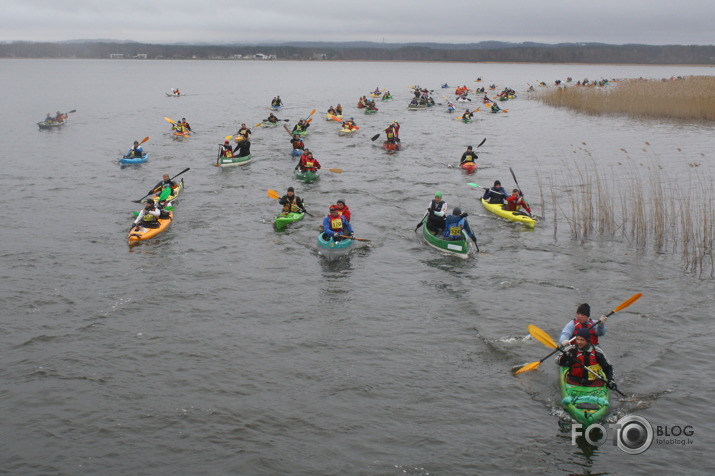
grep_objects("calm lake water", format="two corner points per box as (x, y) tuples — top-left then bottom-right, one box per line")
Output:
(1, 59), (713, 475)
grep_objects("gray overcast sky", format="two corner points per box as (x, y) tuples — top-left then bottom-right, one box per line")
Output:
(2, 0), (713, 45)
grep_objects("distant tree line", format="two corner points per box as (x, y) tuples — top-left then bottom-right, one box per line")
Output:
(1, 41), (713, 64)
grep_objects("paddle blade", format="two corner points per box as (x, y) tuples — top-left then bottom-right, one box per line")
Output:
(68, 109), (77, 114)
(255, 122), (263, 127)
(328, 115), (342, 122)
(164, 117), (175, 124)
(308, 108), (316, 118)
(528, 324), (558, 349)
(140, 136), (150, 144)
(513, 361), (541, 375)
(225, 135), (234, 141)
(328, 168), (343, 174)
(477, 137), (487, 148)
(267, 189), (280, 200)
(611, 293), (643, 314)
(159, 187), (171, 201)
(371, 134), (380, 141)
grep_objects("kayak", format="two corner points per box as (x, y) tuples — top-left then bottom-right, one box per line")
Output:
(261, 121), (279, 128)
(295, 169), (319, 182)
(151, 178), (184, 202)
(461, 117), (473, 123)
(128, 211), (173, 244)
(447, 107), (455, 113)
(480, 198), (536, 228)
(326, 113), (342, 121)
(37, 121), (66, 130)
(381, 95), (393, 101)
(559, 367), (611, 426)
(120, 153), (149, 165)
(217, 153), (252, 167)
(339, 128), (357, 136)
(369, 92), (381, 98)
(460, 162), (477, 174)
(382, 141), (401, 152)
(270, 105), (283, 111)
(165, 92), (180, 97)
(294, 129), (308, 137)
(421, 216), (470, 258)
(173, 131), (190, 138)
(357, 102), (366, 109)
(291, 148), (303, 157)
(365, 108), (378, 114)
(274, 211), (305, 230)
(407, 104), (427, 110)
(317, 232), (354, 261)
(499, 96), (509, 101)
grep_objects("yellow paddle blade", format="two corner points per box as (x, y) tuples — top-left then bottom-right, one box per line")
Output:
(513, 361), (541, 375)
(528, 324), (558, 349)
(164, 116), (175, 124)
(224, 135), (234, 141)
(254, 122), (263, 127)
(267, 189), (280, 199)
(140, 136), (150, 144)
(613, 293), (642, 313)
(328, 168), (343, 173)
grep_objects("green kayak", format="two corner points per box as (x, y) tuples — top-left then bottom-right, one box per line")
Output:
(421, 216), (470, 258)
(295, 169), (320, 183)
(560, 367), (611, 426)
(274, 211), (305, 229)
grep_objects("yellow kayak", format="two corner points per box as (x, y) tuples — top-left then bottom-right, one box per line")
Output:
(151, 178), (184, 202)
(481, 198), (536, 228)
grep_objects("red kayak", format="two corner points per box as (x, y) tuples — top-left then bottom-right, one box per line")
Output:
(460, 162), (477, 174)
(383, 141), (401, 152)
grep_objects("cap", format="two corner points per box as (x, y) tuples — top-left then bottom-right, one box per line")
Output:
(577, 303), (591, 317)
(146, 199), (155, 204)
(453, 207), (461, 215)
(329, 205), (339, 211)
(467, 146), (473, 150)
(225, 140), (230, 144)
(494, 180), (501, 186)
(575, 328), (591, 340)
(287, 187), (294, 192)
(337, 199), (346, 205)
(434, 191), (443, 198)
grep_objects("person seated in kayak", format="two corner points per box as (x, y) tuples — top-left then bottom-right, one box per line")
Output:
(173, 88), (181, 96)
(292, 119), (309, 134)
(342, 117), (357, 130)
(295, 151), (321, 173)
(382, 90), (392, 99)
(558, 303), (607, 348)
(327, 106), (337, 116)
(180, 118), (192, 132)
(384, 122), (400, 144)
(133, 199), (162, 229)
(236, 123), (251, 140)
(274, 96), (283, 106)
(220, 140), (234, 157)
(270, 97), (279, 106)
(482, 180), (508, 205)
(373, 87), (381, 94)
(150, 174), (178, 198)
(335, 199), (351, 222)
(558, 328), (617, 390)
(426, 191), (447, 234)
(279, 187), (305, 214)
(460, 146), (478, 165)
(442, 207), (478, 246)
(462, 109), (474, 120)
(172, 121), (186, 134)
(335, 104), (343, 115)
(504, 189), (532, 216)
(125, 140), (144, 158)
(44, 113), (54, 123)
(322, 205), (354, 241)
(265, 113), (279, 124)
(234, 139), (251, 157)
(365, 101), (378, 111)
(55, 111), (67, 122)
(290, 134), (304, 151)
(491, 103), (501, 113)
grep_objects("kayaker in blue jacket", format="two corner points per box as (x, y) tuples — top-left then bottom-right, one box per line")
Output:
(483, 180), (508, 204)
(125, 140), (144, 158)
(558, 328), (616, 389)
(558, 303), (607, 347)
(442, 208), (478, 246)
(322, 205), (354, 241)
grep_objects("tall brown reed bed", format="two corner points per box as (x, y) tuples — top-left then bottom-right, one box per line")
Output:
(536, 76), (715, 121)
(550, 154), (714, 278)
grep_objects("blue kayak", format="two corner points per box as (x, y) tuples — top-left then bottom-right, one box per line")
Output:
(120, 153), (148, 164)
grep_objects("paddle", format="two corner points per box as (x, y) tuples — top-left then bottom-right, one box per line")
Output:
(526, 324), (625, 396)
(327, 168), (343, 173)
(509, 166), (527, 201)
(266, 189), (314, 217)
(467, 183), (505, 195)
(450, 138), (487, 168)
(371, 133), (381, 141)
(512, 293), (642, 376)
(414, 212), (428, 232)
(164, 116), (175, 124)
(123, 136), (150, 158)
(337, 234), (371, 242)
(133, 167), (190, 203)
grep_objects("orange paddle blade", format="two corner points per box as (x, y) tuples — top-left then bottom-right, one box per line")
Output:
(267, 189), (280, 199)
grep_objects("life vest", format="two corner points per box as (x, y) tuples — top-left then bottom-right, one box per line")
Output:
(142, 208), (157, 222)
(303, 159), (315, 169)
(568, 349), (604, 382)
(283, 196), (299, 213)
(573, 319), (599, 345)
(330, 217), (344, 232)
(222, 148), (233, 158)
(385, 129), (395, 140)
(463, 153), (475, 163)
(429, 199), (445, 215)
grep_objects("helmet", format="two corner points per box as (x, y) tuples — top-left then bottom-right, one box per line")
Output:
(453, 207), (461, 215)
(329, 205), (339, 211)
(224, 140), (230, 144)
(434, 191), (443, 198)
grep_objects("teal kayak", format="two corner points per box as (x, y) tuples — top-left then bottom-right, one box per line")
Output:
(317, 232), (354, 261)
(216, 154), (252, 167)
(559, 367), (611, 426)
(295, 169), (319, 182)
(274, 211), (305, 229)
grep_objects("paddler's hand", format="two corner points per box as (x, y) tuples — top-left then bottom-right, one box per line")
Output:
(560, 339), (571, 347)
(598, 315), (608, 325)
(606, 380), (618, 391)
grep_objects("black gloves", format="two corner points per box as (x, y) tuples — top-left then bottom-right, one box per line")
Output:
(460, 212), (468, 218)
(606, 380), (618, 391)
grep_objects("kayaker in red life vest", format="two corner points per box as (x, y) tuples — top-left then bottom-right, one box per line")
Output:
(558, 303), (607, 347)
(336, 199), (351, 222)
(504, 189), (532, 216)
(291, 135), (305, 150)
(385, 122), (400, 144)
(295, 151), (321, 173)
(558, 328), (616, 389)
(322, 205), (354, 241)
(220, 140), (233, 157)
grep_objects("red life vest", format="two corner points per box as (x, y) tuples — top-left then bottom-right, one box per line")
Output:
(568, 349), (602, 382)
(573, 319), (599, 345)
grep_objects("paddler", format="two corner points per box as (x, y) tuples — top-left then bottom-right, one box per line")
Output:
(482, 180), (508, 205)
(322, 205), (354, 241)
(335, 199), (351, 222)
(294, 151), (321, 174)
(442, 207), (478, 247)
(279, 187), (305, 214)
(426, 191), (447, 234)
(558, 303), (607, 347)
(557, 328), (617, 390)
(460, 146), (478, 165)
(152, 174), (178, 195)
(125, 140), (144, 158)
(504, 189), (532, 217)
(220, 140), (234, 157)
(133, 199), (161, 229)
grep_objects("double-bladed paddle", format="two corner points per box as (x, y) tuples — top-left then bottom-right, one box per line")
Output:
(337, 234), (371, 242)
(133, 167), (190, 203)
(511, 293), (642, 377)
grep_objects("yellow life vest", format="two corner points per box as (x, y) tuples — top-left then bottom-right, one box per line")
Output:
(330, 217), (343, 231)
